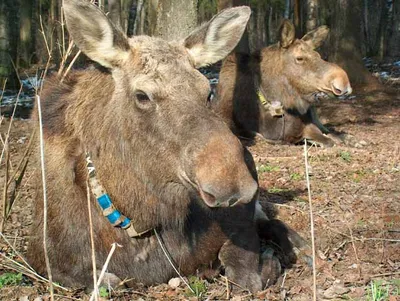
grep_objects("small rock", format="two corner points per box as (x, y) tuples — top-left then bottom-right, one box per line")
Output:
(34, 298), (43, 301)
(168, 277), (181, 289)
(323, 280), (350, 299)
(19, 297), (29, 301)
(17, 137), (27, 144)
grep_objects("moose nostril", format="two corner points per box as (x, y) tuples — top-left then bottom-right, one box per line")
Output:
(197, 184), (218, 207)
(332, 85), (343, 95)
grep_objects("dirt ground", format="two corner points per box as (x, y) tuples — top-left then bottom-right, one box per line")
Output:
(0, 86), (399, 300)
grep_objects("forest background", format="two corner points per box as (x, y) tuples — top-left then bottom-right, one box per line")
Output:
(0, 0), (399, 90)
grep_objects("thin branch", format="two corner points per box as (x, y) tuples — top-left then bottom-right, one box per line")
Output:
(0, 85), (23, 166)
(370, 271), (400, 278)
(1, 142), (9, 231)
(304, 139), (317, 301)
(0, 254), (68, 291)
(0, 231), (35, 271)
(60, 50), (81, 83)
(0, 78), (7, 116)
(154, 229), (195, 294)
(36, 95), (54, 301)
(87, 180), (99, 301)
(89, 243), (122, 301)
(7, 127), (36, 187)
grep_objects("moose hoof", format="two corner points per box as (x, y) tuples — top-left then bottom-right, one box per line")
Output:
(340, 133), (368, 148)
(260, 248), (282, 288)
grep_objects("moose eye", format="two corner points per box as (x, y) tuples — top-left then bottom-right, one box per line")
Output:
(296, 57), (305, 63)
(135, 91), (150, 103)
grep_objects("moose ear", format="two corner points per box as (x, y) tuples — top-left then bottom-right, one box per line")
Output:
(279, 19), (295, 48)
(302, 25), (330, 49)
(183, 6), (251, 68)
(63, 0), (130, 68)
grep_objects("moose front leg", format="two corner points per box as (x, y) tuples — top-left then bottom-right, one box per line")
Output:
(309, 105), (331, 134)
(218, 225), (282, 293)
(303, 123), (336, 147)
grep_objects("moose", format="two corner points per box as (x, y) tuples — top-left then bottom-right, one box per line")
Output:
(212, 20), (353, 147)
(27, 0), (297, 293)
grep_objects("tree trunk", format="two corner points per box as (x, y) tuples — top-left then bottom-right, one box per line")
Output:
(284, 0), (291, 19)
(325, 0), (380, 87)
(267, 6), (273, 44)
(121, 0), (134, 33)
(388, 0), (400, 57)
(306, 0), (318, 31)
(0, 0), (19, 88)
(19, 0), (33, 68)
(154, 0), (198, 41)
(364, 0), (389, 58)
(108, 0), (122, 29)
(0, 0), (10, 88)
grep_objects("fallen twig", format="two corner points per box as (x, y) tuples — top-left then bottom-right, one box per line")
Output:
(370, 271), (400, 278)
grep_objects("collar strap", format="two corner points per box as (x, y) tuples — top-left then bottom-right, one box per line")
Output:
(85, 153), (152, 238)
(257, 89), (284, 117)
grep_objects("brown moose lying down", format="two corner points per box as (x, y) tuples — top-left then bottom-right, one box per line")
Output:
(27, 0), (298, 293)
(212, 20), (353, 147)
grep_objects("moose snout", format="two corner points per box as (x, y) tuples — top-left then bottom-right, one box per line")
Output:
(327, 65), (352, 96)
(331, 77), (352, 96)
(192, 135), (258, 208)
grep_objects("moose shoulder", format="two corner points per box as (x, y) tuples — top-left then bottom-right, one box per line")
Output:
(27, 0), (296, 293)
(213, 20), (352, 147)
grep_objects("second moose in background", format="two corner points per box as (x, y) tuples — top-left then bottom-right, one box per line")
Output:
(212, 20), (352, 147)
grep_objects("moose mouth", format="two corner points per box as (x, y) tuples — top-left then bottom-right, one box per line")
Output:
(313, 91), (332, 101)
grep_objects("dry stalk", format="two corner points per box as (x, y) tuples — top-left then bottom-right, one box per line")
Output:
(0, 231), (35, 271)
(1, 141), (9, 231)
(38, 14), (53, 94)
(0, 78), (7, 115)
(60, 50), (81, 83)
(347, 225), (362, 279)
(36, 95), (54, 301)
(217, 274), (249, 292)
(220, 275), (230, 299)
(7, 127), (36, 187)
(86, 180), (99, 301)
(89, 243), (122, 301)
(57, 41), (74, 77)
(60, 4), (66, 57)
(154, 228), (195, 294)
(370, 271), (400, 278)
(39, 16), (52, 62)
(0, 85), (23, 166)
(304, 139), (317, 301)
(0, 254), (68, 291)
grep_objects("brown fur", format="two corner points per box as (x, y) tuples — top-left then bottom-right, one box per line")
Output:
(26, 1), (294, 293)
(213, 20), (352, 147)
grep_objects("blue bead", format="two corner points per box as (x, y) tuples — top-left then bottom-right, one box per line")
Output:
(97, 194), (112, 210)
(107, 210), (121, 224)
(120, 217), (131, 228)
